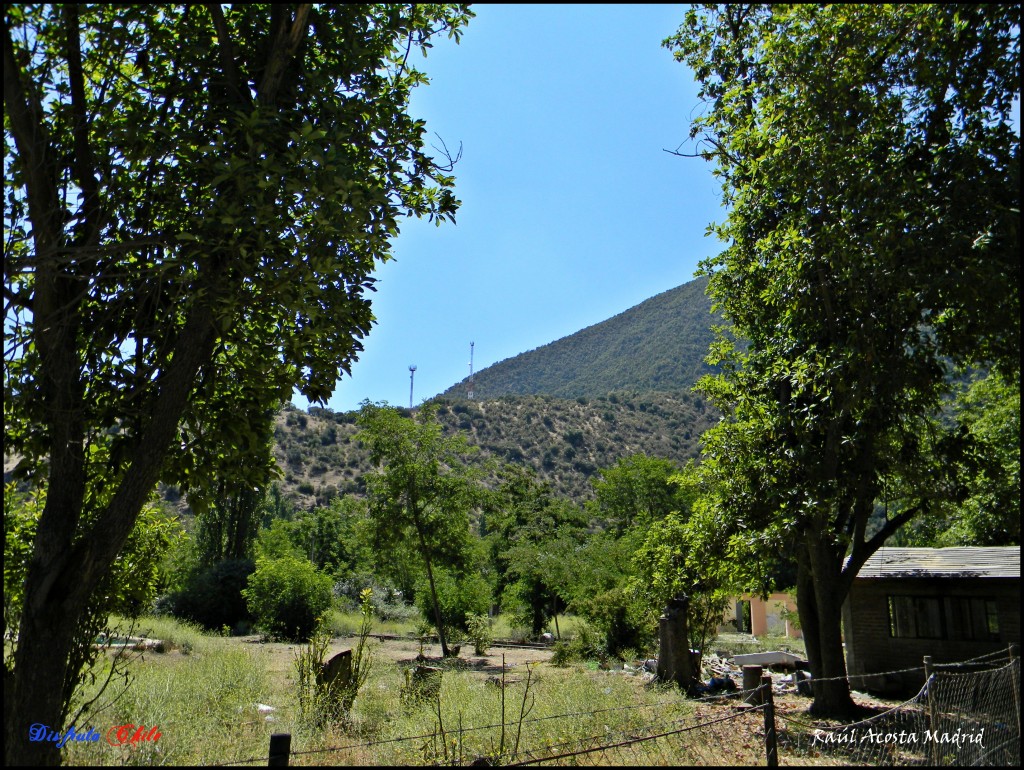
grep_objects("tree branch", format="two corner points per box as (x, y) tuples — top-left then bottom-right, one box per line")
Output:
(4, 19), (62, 263)
(63, 4), (103, 249)
(257, 3), (312, 106)
(206, 3), (251, 107)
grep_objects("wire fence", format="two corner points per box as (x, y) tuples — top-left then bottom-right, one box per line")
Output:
(776, 650), (1020, 767)
(228, 646), (1019, 766)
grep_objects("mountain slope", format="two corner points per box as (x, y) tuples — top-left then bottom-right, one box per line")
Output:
(442, 275), (718, 400)
(271, 390), (719, 508)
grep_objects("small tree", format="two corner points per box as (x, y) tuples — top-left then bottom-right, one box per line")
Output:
(357, 402), (485, 657)
(628, 507), (731, 670)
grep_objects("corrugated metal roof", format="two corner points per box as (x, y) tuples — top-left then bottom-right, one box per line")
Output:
(851, 547), (1021, 580)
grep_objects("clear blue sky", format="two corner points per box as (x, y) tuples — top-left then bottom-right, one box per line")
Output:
(293, 4), (724, 413)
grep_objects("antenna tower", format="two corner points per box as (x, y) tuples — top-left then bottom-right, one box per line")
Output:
(468, 341), (475, 399)
(408, 365), (417, 409)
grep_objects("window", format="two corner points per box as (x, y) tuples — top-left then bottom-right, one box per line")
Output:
(888, 595), (1000, 640)
(888, 596), (943, 639)
(943, 597), (1000, 641)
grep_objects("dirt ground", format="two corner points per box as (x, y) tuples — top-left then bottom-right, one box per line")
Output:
(238, 634), (555, 683)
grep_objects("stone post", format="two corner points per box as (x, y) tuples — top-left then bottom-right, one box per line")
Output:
(657, 595), (695, 689)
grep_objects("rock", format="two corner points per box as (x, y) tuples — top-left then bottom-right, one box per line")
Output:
(318, 649), (352, 689)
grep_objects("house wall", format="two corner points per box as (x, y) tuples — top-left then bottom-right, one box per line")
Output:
(843, 577), (1020, 696)
(720, 593), (802, 639)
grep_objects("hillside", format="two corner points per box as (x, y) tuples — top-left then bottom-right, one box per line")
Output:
(150, 275), (725, 513)
(270, 390), (719, 509)
(441, 276), (718, 400)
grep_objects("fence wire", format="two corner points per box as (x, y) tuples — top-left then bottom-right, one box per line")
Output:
(777, 656), (1020, 767)
(221, 648), (1019, 766)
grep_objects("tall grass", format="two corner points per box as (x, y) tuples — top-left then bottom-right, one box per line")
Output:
(330, 660), (694, 765)
(59, 613), (762, 766)
(64, 617), (282, 765)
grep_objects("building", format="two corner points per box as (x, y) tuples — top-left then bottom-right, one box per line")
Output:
(842, 546), (1020, 696)
(720, 593), (802, 639)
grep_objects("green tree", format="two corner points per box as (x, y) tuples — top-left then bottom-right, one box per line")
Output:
(3, 4), (472, 763)
(194, 411), (278, 566)
(482, 465), (587, 635)
(894, 372), (1022, 547)
(591, 453), (687, 533)
(667, 4), (1019, 716)
(628, 504), (732, 670)
(356, 402), (485, 657)
(284, 496), (368, 577)
(938, 372), (1021, 546)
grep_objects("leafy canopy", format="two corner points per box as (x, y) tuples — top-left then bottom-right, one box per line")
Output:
(666, 3), (1018, 714)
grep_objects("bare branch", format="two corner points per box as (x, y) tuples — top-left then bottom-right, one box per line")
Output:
(430, 132), (463, 172)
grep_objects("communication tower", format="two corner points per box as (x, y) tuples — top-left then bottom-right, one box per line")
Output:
(408, 365), (417, 410)
(467, 341), (475, 399)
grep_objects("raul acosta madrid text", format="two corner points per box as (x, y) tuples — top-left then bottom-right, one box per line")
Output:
(812, 726), (985, 748)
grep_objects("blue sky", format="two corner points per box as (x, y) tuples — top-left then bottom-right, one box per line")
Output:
(293, 4), (724, 413)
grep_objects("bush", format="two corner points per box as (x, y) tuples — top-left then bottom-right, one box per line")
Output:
(550, 621), (604, 667)
(413, 567), (491, 633)
(465, 613), (493, 655)
(575, 586), (655, 657)
(170, 559), (255, 631)
(243, 557), (333, 642)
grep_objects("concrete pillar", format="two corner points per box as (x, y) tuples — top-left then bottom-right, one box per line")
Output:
(743, 664), (764, 705)
(750, 598), (768, 637)
(657, 595), (694, 689)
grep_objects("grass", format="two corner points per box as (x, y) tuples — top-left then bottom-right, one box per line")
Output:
(327, 610), (590, 645)
(709, 630), (807, 659)
(64, 624), (280, 766)
(292, 656), (702, 765)
(58, 613), (762, 766)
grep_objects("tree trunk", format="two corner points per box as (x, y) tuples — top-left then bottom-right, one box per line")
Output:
(5, 599), (83, 766)
(796, 537), (858, 718)
(412, 513), (450, 657)
(421, 553), (450, 657)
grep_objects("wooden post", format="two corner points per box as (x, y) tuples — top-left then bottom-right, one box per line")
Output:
(761, 674), (778, 767)
(268, 732), (291, 766)
(743, 664), (764, 706)
(657, 595), (694, 690)
(923, 655), (936, 765)
(1010, 644), (1020, 736)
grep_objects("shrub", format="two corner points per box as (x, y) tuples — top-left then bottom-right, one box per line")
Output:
(170, 558), (255, 631)
(465, 613), (493, 655)
(550, 621), (604, 667)
(243, 557), (333, 642)
(575, 586), (655, 657)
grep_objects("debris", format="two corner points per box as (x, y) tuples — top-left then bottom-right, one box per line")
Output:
(732, 651), (807, 669)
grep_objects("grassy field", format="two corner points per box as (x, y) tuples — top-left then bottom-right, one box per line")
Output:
(60, 615), (795, 766)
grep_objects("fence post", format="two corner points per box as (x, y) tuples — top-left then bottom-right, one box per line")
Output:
(761, 674), (778, 767)
(1010, 644), (1020, 736)
(269, 732), (291, 766)
(923, 656), (936, 765)
(743, 664), (763, 705)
